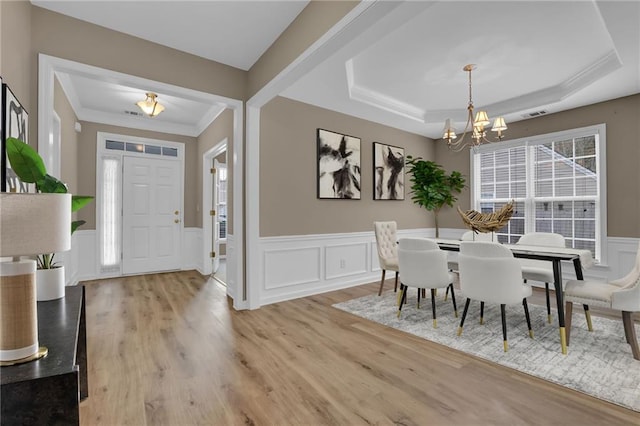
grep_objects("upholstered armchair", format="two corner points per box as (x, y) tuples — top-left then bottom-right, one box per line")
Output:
(397, 238), (458, 326)
(458, 241), (534, 352)
(374, 221), (399, 296)
(516, 232), (566, 323)
(564, 241), (640, 360)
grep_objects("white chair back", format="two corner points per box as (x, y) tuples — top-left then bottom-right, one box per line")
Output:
(374, 221), (397, 266)
(460, 241), (513, 258)
(516, 232), (565, 274)
(517, 232), (565, 247)
(398, 237), (438, 251)
(461, 230), (495, 242)
(399, 247), (450, 289)
(459, 242), (524, 305)
(611, 242), (640, 311)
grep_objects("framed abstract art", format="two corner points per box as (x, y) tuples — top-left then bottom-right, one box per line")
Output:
(317, 128), (361, 199)
(2, 82), (30, 193)
(373, 142), (404, 200)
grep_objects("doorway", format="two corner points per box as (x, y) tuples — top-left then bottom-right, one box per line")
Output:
(96, 133), (184, 275)
(202, 139), (227, 281)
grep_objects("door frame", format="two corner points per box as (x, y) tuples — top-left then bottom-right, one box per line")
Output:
(202, 139), (227, 276)
(96, 132), (184, 276)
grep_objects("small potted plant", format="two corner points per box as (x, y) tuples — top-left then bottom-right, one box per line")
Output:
(405, 156), (465, 238)
(6, 137), (93, 300)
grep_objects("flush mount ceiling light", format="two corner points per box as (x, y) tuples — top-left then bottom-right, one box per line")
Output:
(136, 92), (165, 117)
(443, 64), (507, 151)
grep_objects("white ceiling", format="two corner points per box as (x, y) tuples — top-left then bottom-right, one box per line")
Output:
(32, 0), (309, 71)
(283, 0), (640, 138)
(31, 1), (640, 139)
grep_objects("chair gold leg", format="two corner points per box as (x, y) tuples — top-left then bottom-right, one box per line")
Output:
(503, 340), (509, 352)
(584, 305), (593, 331)
(457, 326), (463, 336)
(560, 327), (568, 355)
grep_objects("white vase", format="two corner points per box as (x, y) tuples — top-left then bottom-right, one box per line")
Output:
(36, 266), (66, 301)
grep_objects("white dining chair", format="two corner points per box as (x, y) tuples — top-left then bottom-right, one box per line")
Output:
(374, 221), (399, 296)
(516, 232), (566, 323)
(447, 230), (495, 271)
(458, 241), (534, 352)
(564, 241), (640, 360)
(397, 238), (458, 327)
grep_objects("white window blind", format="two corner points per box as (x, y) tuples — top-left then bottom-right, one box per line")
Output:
(472, 125), (605, 261)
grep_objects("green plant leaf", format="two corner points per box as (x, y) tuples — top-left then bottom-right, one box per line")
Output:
(72, 195), (94, 212)
(37, 174), (68, 193)
(6, 137), (47, 183)
(405, 157), (466, 221)
(71, 220), (87, 235)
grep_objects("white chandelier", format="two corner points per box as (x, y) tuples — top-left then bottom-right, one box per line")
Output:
(443, 64), (507, 151)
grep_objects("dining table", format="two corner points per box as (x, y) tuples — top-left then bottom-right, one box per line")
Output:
(433, 238), (594, 355)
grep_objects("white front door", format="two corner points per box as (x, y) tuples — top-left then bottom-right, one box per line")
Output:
(122, 156), (182, 274)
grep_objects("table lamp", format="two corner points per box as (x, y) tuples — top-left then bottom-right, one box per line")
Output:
(0, 193), (71, 365)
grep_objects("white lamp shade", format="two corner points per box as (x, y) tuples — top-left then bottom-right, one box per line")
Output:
(443, 118), (457, 139)
(0, 193), (71, 257)
(136, 92), (165, 117)
(474, 110), (490, 127)
(492, 116), (508, 131)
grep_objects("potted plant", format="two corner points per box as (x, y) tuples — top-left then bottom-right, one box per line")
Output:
(405, 156), (465, 238)
(6, 137), (93, 300)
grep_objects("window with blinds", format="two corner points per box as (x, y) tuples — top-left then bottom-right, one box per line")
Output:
(472, 125), (605, 261)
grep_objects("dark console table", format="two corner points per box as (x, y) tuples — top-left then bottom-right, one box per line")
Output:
(1, 285), (88, 425)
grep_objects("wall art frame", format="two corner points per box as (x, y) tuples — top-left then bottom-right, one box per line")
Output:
(317, 128), (361, 199)
(373, 141), (405, 200)
(2, 82), (30, 193)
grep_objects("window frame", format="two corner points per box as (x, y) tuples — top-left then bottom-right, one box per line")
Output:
(470, 124), (607, 264)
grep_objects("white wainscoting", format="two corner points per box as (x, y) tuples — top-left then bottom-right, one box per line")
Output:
(257, 228), (433, 306)
(64, 227), (205, 285)
(182, 228), (204, 273)
(226, 234), (237, 302)
(257, 229), (638, 307)
(60, 227), (638, 308)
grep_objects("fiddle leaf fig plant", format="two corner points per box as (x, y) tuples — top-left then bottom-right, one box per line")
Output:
(405, 156), (465, 238)
(6, 137), (94, 269)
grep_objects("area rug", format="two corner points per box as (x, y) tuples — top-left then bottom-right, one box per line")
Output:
(333, 290), (640, 412)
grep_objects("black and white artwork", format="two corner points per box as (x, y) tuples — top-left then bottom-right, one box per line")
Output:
(373, 142), (405, 200)
(2, 83), (30, 192)
(317, 129), (361, 199)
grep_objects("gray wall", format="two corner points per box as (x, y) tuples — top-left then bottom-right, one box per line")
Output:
(260, 96), (436, 237)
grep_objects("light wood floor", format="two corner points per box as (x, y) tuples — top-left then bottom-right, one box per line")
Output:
(79, 271), (639, 425)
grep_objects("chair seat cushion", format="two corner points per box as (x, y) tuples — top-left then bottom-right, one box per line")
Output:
(521, 265), (554, 282)
(381, 257), (398, 271)
(564, 280), (617, 308)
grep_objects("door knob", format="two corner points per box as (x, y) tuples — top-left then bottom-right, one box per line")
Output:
(174, 210), (179, 215)
(174, 219), (180, 223)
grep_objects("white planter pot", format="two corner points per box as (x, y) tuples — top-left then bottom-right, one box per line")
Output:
(36, 266), (66, 301)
